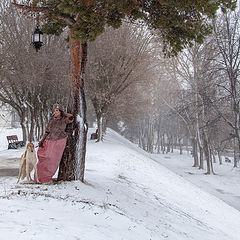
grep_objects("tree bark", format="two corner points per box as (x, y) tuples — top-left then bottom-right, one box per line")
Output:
(29, 109), (35, 142)
(96, 113), (102, 142)
(156, 129), (161, 154)
(203, 131), (211, 174)
(201, 103), (214, 174)
(179, 137), (183, 155)
(94, 109), (104, 142)
(217, 150), (223, 165)
(20, 115), (27, 144)
(233, 138), (238, 168)
(161, 134), (165, 153)
(198, 146), (204, 169)
(58, 31), (88, 182)
(191, 137), (199, 167)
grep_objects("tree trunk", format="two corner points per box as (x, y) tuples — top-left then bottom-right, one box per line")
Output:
(202, 132), (211, 174)
(200, 97), (214, 174)
(39, 113), (45, 141)
(156, 129), (161, 154)
(179, 138), (183, 155)
(192, 137), (199, 167)
(96, 112), (103, 142)
(161, 134), (165, 154)
(58, 31), (88, 182)
(20, 116), (27, 144)
(186, 134), (190, 155)
(26, 118), (30, 142)
(35, 118), (40, 141)
(146, 120), (154, 153)
(210, 145), (216, 163)
(29, 109), (35, 142)
(235, 133), (240, 168)
(217, 150), (222, 165)
(196, 127), (204, 169)
(198, 145), (204, 169)
(138, 121), (146, 150)
(166, 134), (171, 153)
(171, 136), (174, 153)
(234, 137), (238, 168)
(201, 123), (214, 174)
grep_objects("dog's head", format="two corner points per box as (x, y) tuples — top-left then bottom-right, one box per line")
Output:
(27, 142), (35, 152)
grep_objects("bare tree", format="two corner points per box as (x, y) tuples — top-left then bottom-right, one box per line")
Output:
(85, 23), (154, 141)
(213, 9), (240, 167)
(0, 2), (71, 142)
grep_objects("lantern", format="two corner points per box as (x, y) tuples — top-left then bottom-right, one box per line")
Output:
(32, 25), (43, 52)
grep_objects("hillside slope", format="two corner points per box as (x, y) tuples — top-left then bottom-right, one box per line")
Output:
(0, 128), (239, 240)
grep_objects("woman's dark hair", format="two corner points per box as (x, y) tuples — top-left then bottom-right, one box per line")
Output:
(60, 110), (64, 117)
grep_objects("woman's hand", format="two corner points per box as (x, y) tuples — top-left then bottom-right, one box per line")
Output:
(38, 140), (44, 148)
(69, 115), (74, 120)
(38, 132), (49, 148)
(62, 112), (74, 122)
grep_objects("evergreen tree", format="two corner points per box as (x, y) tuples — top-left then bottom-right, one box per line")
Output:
(13, 0), (236, 182)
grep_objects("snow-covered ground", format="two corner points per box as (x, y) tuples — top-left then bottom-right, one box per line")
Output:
(0, 128), (240, 240)
(150, 149), (240, 212)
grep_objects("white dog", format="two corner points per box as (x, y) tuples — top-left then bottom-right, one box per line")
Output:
(17, 142), (39, 183)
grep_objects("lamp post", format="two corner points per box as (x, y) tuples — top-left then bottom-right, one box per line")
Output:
(32, 25), (43, 52)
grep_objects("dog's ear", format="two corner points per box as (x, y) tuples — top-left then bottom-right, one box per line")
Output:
(28, 142), (34, 148)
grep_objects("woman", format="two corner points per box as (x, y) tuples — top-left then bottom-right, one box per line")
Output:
(36, 103), (74, 184)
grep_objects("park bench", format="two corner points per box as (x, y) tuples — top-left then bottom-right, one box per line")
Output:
(225, 157), (231, 163)
(6, 135), (25, 149)
(90, 129), (98, 140)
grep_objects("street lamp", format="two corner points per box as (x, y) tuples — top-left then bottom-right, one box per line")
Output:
(32, 25), (43, 52)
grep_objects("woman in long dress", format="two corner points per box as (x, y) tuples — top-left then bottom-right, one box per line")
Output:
(36, 103), (74, 184)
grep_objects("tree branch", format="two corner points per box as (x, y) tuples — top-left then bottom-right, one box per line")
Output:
(12, 0), (50, 14)
(12, 1), (76, 25)
(58, 13), (76, 25)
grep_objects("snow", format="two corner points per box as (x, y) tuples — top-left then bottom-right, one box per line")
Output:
(150, 150), (240, 212)
(0, 128), (240, 239)
(76, 115), (83, 125)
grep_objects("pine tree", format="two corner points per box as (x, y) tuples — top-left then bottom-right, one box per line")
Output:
(13, 0), (236, 182)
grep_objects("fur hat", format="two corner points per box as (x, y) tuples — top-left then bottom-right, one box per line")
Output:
(52, 103), (63, 112)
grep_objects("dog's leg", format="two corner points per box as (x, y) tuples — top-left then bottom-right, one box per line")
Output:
(29, 171), (33, 182)
(17, 165), (22, 183)
(33, 152), (40, 183)
(34, 165), (40, 183)
(28, 163), (34, 182)
(26, 160), (31, 182)
(34, 154), (40, 183)
(17, 162), (24, 183)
